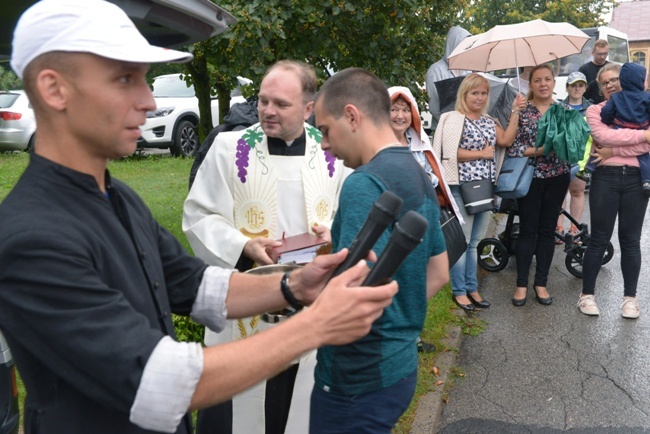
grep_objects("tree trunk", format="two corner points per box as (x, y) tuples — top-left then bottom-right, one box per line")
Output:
(186, 49), (213, 144)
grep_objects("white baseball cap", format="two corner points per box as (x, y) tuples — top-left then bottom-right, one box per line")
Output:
(11, 0), (194, 79)
(567, 71), (588, 85)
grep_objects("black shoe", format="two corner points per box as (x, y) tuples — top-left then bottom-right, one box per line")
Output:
(533, 286), (553, 305)
(512, 297), (527, 307)
(417, 340), (436, 353)
(453, 296), (476, 312)
(643, 182), (650, 198)
(512, 288), (527, 307)
(576, 170), (592, 182)
(467, 292), (490, 308)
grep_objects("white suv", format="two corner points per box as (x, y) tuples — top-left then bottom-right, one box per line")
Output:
(0, 90), (36, 152)
(138, 74), (249, 157)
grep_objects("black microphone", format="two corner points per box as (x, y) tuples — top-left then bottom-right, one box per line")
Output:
(332, 190), (403, 277)
(362, 210), (429, 287)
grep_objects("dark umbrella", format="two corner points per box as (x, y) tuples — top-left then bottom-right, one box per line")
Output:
(435, 73), (518, 129)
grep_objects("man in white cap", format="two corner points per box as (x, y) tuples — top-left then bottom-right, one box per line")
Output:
(0, 1), (397, 433)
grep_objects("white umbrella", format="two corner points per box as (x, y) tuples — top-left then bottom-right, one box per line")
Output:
(447, 19), (590, 92)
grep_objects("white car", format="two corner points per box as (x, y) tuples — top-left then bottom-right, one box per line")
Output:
(0, 90), (36, 152)
(139, 74), (249, 157)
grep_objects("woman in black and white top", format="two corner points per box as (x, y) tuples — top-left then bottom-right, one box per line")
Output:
(433, 73), (524, 311)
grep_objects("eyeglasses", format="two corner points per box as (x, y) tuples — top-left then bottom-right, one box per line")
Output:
(593, 52), (609, 57)
(599, 76), (619, 88)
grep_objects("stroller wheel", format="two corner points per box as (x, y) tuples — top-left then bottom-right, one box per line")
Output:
(565, 242), (615, 278)
(565, 248), (584, 278)
(478, 238), (509, 272)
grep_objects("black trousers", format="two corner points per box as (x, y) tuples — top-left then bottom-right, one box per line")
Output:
(582, 165), (649, 297)
(515, 173), (570, 288)
(196, 364), (299, 434)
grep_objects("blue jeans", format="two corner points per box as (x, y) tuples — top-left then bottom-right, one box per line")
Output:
(450, 185), (491, 297)
(582, 165), (648, 297)
(309, 370), (417, 434)
(516, 173), (570, 288)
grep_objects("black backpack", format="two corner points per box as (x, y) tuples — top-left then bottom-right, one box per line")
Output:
(189, 97), (259, 190)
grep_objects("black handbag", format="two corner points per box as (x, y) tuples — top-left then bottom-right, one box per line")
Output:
(439, 206), (467, 268)
(424, 150), (468, 269)
(459, 179), (494, 215)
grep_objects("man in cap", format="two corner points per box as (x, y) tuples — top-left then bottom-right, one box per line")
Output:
(0, 1), (397, 433)
(425, 26), (472, 132)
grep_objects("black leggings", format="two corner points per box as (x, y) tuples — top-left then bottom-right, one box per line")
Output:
(582, 165), (649, 297)
(516, 173), (570, 288)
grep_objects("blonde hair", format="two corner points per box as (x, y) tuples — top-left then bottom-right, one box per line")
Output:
(455, 73), (490, 115)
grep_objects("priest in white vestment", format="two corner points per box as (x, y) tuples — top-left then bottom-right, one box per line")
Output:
(183, 60), (347, 434)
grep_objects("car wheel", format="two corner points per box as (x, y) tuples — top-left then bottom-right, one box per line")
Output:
(170, 120), (198, 157)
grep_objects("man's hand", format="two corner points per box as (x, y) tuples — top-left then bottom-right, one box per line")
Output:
(290, 248), (377, 305)
(243, 237), (281, 265)
(304, 260), (398, 346)
(193, 257), (396, 410)
(591, 145), (613, 165)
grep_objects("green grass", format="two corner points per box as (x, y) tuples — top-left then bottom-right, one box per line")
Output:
(393, 285), (479, 433)
(0, 150), (468, 433)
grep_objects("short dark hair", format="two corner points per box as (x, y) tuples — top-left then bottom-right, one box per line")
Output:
(315, 67), (390, 126)
(593, 39), (609, 50)
(264, 60), (317, 103)
(22, 51), (81, 112)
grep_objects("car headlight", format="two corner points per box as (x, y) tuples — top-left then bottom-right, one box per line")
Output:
(146, 107), (175, 118)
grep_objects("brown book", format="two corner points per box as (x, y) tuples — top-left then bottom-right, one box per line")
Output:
(269, 232), (331, 264)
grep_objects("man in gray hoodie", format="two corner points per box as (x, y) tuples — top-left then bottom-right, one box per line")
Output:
(425, 26), (471, 131)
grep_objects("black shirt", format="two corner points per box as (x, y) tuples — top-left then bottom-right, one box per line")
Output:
(0, 154), (207, 433)
(579, 61), (610, 104)
(267, 130), (306, 156)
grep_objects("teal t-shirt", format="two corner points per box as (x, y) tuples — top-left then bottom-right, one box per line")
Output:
(314, 147), (446, 395)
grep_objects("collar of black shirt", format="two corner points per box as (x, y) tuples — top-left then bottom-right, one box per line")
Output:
(267, 130), (306, 156)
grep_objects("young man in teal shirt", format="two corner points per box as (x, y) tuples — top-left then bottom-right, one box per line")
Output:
(311, 68), (449, 433)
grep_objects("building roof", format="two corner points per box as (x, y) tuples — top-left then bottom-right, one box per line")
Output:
(610, 0), (650, 42)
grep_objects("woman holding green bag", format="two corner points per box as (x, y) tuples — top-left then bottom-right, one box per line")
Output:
(508, 64), (572, 307)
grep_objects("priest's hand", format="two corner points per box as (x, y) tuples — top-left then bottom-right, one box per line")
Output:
(243, 237), (281, 265)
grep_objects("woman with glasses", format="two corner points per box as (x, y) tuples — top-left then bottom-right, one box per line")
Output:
(578, 63), (650, 318)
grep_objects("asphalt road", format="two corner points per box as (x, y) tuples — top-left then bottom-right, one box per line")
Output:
(436, 196), (650, 433)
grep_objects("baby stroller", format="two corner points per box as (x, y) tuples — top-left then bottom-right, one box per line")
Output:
(477, 198), (614, 278)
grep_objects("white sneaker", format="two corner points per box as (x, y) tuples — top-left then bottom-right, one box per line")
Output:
(621, 297), (640, 319)
(577, 295), (600, 316)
